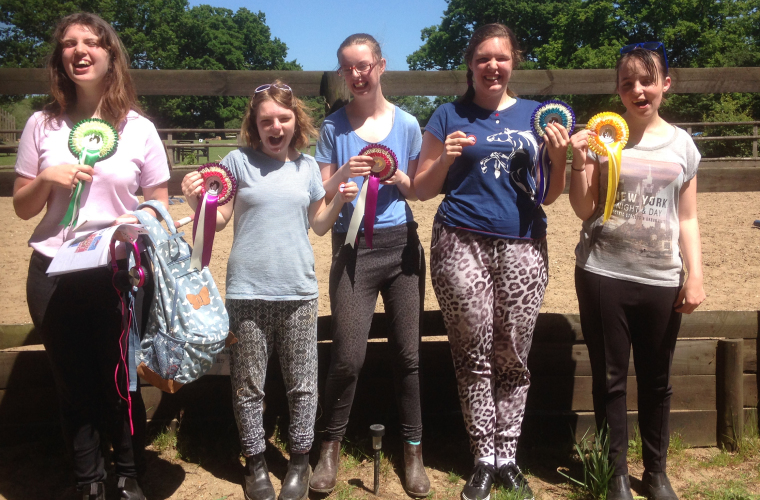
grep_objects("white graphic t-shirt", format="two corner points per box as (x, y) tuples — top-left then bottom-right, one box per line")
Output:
(575, 126), (700, 286)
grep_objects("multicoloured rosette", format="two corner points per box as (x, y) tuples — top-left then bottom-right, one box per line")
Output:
(586, 112), (629, 223)
(189, 163), (237, 271)
(345, 144), (398, 249)
(61, 118), (118, 227)
(530, 100), (575, 207)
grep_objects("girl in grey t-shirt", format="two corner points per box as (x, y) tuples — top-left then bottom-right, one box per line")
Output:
(569, 45), (705, 500)
(181, 82), (357, 500)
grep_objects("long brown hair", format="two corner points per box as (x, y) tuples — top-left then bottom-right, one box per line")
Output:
(45, 12), (140, 126)
(239, 80), (317, 151)
(459, 23), (524, 105)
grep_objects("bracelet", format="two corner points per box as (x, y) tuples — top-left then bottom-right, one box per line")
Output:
(571, 166), (586, 172)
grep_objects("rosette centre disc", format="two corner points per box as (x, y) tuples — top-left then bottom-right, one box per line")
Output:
(599, 124), (617, 144)
(205, 175), (223, 195)
(544, 112), (563, 125)
(371, 157), (387, 173)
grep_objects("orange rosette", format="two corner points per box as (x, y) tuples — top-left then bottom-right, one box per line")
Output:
(587, 112), (629, 223)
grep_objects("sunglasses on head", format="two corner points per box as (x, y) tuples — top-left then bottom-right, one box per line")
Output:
(620, 42), (669, 72)
(254, 83), (292, 94)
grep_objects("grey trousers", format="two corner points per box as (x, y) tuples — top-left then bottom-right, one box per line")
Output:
(227, 298), (318, 455)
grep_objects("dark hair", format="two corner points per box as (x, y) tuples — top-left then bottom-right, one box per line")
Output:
(337, 33), (383, 63)
(45, 12), (140, 127)
(240, 80), (317, 151)
(459, 23), (523, 105)
(615, 47), (668, 88)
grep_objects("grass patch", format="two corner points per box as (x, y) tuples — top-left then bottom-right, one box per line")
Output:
(447, 470), (462, 484)
(0, 154), (16, 166)
(681, 477), (758, 500)
(334, 482), (356, 500)
(493, 483), (536, 500)
(559, 426), (616, 500)
(628, 425), (643, 463)
(701, 421), (760, 469)
(151, 425), (178, 454)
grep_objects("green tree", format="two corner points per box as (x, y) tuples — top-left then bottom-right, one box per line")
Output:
(408, 0), (760, 156)
(0, 1), (300, 130)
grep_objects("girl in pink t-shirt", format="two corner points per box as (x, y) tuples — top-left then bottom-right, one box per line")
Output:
(13, 12), (168, 500)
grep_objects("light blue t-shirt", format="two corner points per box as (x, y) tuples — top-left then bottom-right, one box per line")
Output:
(315, 106), (422, 233)
(222, 148), (326, 300)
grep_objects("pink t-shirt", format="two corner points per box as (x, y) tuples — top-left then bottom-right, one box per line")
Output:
(15, 110), (170, 257)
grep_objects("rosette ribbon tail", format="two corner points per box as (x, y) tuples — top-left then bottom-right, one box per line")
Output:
(60, 149), (97, 227)
(535, 144), (550, 207)
(363, 176), (380, 249)
(189, 192), (218, 271)
(603, 143), (623, 223)
(345, 178), (370, 248)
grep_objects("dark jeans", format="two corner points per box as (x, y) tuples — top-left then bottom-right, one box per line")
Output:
(27, 251), (152, 487)
(575, 266), (682, 476)
(322, 224), (425, 443)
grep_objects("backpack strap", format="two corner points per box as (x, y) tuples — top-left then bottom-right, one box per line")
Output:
(137, 200), (178, 235)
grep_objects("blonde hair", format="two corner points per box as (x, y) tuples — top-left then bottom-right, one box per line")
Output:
(239, 80), (317, 150)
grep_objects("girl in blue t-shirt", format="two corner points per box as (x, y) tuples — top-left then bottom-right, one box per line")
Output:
(181, 82), (357, 500)
(309, 33), (429, 497)
(415, 23), (570, 500)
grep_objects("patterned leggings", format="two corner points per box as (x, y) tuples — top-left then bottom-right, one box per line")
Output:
(227, 298), (318, 456)
(430, 222), (548, 461)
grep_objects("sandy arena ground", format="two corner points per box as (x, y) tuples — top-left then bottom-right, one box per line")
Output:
(2, 192), (759, 325)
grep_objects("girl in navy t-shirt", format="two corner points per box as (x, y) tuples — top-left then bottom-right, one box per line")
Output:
(415, 23), (570, 500)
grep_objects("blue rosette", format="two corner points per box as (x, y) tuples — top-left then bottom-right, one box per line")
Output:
(530, 100), (576, 207)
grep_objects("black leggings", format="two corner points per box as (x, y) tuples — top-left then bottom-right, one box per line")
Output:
(27, 251), (151, 487)
(321, 224), (425, 443)
(575, 266), (681, 476)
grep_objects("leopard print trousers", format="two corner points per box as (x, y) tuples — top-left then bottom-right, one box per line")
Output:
(227, 298), (318, 456)
(430, 222), (548, 461)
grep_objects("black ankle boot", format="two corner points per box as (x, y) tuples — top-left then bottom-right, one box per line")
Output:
(608, 474), (634, 500)
(279, 452), (311, 500)
(117, 477), (146, 500)
(244, 453), (276, 500)
(642, 471), (678, 500)
(79, 482), (105, 500)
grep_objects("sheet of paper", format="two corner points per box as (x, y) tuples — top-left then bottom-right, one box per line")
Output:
(72, 218), (117, 233)
(46, 224), (147, 276)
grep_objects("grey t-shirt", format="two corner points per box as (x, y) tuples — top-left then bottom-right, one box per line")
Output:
(223, 148), (326, 300)
(575, 126), (700, 286)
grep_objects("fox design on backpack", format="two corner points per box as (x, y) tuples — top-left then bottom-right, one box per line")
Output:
(132, 200), (228, 393)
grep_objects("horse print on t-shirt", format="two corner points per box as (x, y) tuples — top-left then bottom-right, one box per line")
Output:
(482, 128), (539, 200)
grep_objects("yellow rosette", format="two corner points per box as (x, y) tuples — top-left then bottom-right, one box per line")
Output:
(587, 112), (629, 223)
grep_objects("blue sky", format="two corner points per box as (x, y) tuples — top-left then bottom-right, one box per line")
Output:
(188, 0), (449, 71)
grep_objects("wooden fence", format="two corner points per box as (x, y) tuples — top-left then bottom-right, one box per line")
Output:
(0, 311), (756, 448)
(0, 67), (758, 447)
(0, 109), (14, 146)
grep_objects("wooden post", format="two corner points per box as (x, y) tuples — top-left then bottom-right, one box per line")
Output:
(753, 125), (757, 158)
(320, 71), (350, 116)
(716, 338), (744, 451)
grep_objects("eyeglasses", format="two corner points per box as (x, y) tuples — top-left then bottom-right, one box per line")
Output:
(620, 42), (669, 72)
(337, 62), (375, 77)
(254, 83), (292, 94)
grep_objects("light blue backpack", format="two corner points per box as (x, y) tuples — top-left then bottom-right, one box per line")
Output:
(132, 200), (228, 393)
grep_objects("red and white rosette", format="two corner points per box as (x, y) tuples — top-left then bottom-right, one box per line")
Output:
(345, 144), (398, 249)
(189, 163), (237, 271)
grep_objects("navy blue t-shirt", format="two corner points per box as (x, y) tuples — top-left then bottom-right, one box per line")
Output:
(425, 99), (547, 239)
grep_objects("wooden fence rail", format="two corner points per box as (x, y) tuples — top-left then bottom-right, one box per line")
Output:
(0, 310), (757, 447)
